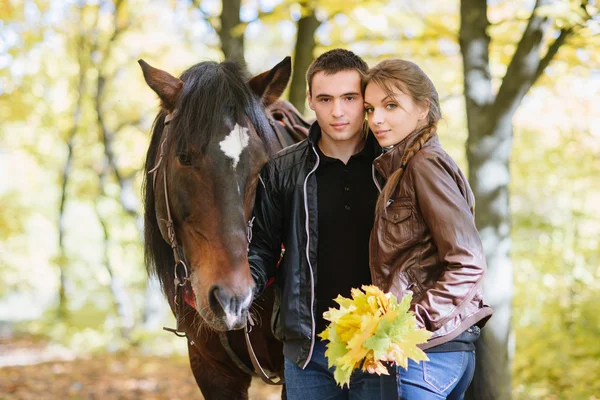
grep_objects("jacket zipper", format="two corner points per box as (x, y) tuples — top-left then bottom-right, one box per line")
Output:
(369, 163), (382, 288)
(372, 164), (382, 193)
(301, 144), (320, 369)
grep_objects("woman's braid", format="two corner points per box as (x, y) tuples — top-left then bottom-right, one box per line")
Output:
(375, 125), (437, 216)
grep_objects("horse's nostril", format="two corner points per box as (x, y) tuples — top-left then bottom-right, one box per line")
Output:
(208, 285), (223, 314)
(208, 286), (251, 329)
(209, 285), (237, 315)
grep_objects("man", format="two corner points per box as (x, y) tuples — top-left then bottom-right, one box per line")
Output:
(249, 49), (390, 398)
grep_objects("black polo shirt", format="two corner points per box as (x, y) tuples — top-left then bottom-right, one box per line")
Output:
(314, 136), (379, 335)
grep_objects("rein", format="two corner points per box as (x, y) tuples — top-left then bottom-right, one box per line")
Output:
(148, 111), (284, 386)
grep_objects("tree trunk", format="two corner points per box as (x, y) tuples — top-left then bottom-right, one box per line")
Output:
(219, 0), (245, 67)
(465, 118), (514, 400)
(459, 0), (573, 398)
(459, 3), (511, 397)
(57, 129), (75, 319)
(56, 26), (87, 319)
(96, 171), (135, 339)
(289, 10), (319, 115)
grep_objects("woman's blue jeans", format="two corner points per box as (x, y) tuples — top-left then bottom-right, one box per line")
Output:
(284, 341), (397, 400)
(397, 351), (476, 400)
(285, 342), (474, 399)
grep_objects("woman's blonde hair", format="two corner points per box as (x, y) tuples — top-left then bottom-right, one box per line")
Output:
(363, 59), (442, 215)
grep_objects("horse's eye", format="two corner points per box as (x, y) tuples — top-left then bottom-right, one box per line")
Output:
(177, 153), (192, 166)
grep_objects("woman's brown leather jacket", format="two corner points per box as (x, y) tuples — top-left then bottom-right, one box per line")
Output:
(369, 131), (493, 350)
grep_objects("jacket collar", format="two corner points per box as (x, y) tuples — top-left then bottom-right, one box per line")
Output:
(374, 128), (438, 180)
(307, 120), (382, 161)
(307, 120), (321, 146)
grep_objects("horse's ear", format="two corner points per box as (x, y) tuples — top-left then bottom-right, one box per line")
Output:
(248, 56), (292, 107)
(138, 59), (183, 112)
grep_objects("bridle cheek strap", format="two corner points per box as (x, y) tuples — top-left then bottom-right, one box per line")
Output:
(148, 111), (190, 336)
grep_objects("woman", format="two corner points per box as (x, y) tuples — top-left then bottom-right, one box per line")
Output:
(363, 59), (493, 399)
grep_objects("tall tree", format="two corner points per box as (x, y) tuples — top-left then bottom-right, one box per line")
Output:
(92, 0), (138, 334)
(191, 0), (245, 66)
(289, 7), (319, 114)
(459, 1), (595, 398)
(96, 166), (134, 338)
(56, 4), (90, 319)
(218, 0), (245, 66)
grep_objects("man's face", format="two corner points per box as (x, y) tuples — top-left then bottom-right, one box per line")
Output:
(307, 70), (365, 144)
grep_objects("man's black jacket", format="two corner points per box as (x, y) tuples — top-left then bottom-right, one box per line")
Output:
(248, 122), (381, 368)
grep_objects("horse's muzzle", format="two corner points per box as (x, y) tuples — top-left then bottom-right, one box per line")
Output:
(208, 285), (252, 330)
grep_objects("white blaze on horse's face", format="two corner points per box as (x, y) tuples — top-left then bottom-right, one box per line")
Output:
(219, 124), (249, 169)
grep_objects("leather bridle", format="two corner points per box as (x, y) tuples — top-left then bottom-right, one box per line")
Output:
(149, 112), (190, 295)
(148, 111), (283, 385)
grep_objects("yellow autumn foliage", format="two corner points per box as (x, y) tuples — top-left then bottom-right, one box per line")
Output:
(319, 285), (432, 387)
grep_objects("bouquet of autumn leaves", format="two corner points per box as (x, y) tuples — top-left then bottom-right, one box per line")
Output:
(319, 285), (432, 387)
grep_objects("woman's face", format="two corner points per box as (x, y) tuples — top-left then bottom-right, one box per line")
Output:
(364, 82), (428, 148)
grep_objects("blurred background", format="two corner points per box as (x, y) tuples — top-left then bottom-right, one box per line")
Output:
(0, 0), (599, 399)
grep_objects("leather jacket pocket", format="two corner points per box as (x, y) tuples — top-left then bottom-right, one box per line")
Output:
(381, 202), (413, 248)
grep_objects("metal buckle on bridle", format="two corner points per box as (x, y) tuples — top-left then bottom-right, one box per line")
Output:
(173, 249), (189, 287)
(172, 249), (189, 306)
(163, 255), (190, 338)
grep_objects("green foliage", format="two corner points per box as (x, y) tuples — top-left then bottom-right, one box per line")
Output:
(20, 304), (187, 356)
(511, 124), (600, 398)
(0, 0), (185, 339)
(536, 1), (591, 28)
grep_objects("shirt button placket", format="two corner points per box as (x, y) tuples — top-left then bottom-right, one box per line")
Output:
(344, 168), (350, 211)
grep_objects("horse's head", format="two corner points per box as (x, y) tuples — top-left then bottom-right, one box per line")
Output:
(140, 58), (291, 331)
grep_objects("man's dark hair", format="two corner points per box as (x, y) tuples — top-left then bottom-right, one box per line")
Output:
(306, 49), (368, 95)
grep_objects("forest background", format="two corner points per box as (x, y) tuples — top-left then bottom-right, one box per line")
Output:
(1, 0), (599, 399)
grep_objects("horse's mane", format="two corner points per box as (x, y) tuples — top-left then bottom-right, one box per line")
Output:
(142, 60), (280, 297)
(171, 61), (278, 155)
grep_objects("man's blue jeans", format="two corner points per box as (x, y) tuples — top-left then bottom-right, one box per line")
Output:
(284, 340), (397, 400)
(397, 351), (476, 400)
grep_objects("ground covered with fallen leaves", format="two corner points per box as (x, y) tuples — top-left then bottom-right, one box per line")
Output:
(0, 337), (281, 399)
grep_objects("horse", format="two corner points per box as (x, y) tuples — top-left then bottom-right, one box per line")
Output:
(139, 57), (309, 399)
